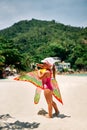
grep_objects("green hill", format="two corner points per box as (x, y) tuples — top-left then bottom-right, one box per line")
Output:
(0, 19), (87, 71)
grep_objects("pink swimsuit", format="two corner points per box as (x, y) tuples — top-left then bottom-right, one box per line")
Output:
(42, 76), (53, 90)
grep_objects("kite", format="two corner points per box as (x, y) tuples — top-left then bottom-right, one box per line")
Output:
(14, 70), (63, 104)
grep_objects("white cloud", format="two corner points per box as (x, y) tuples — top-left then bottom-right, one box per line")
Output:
(0, 0), (87, 30)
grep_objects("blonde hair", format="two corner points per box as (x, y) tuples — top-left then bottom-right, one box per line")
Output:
(52, 64), (56, 79)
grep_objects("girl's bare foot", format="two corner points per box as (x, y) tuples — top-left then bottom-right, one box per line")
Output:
(55, 111), (60, 116)
(45, 114), (52, 118)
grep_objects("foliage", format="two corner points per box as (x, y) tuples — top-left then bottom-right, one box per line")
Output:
(0, 19), (87, 71)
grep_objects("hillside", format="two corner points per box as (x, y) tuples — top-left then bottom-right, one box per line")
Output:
(0, 19), (87, 71)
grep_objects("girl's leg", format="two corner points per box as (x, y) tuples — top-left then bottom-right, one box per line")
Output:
(52, 101), (59, 115)
(44, 89), (53, 118)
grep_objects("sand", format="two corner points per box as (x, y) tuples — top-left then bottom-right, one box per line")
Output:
(0, 75), (87, 130)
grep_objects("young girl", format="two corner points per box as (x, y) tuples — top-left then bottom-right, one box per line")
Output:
(37, 59), (59, 118)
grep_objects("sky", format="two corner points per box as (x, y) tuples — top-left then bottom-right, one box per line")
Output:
(0, 0), (87, 30)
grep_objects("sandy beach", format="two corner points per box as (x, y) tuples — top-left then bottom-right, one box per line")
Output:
(0, 75), (87, 130)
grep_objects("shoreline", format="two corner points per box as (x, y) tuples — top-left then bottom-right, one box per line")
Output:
(57, 70), (87, 76)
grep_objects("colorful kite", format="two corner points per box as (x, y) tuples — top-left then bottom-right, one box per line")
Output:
(14, 70), (63, 104)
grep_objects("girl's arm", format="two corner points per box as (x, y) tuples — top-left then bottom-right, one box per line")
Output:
(38, 70), (49, 79)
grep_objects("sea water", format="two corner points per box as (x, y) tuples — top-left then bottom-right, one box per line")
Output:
(66, 73), (87, 76)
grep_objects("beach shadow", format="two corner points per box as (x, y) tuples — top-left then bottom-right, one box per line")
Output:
(37, 109), (48, 116)
(0, 114), (40, 129)
(0, 114), (12, 120)
(37, 109), (71, 119)
(53, 112), (71, 119)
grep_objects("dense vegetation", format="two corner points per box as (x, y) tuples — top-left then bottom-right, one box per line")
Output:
(0, 19), (87, 71)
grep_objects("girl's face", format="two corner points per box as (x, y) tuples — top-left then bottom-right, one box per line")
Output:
(37, 63), (51, 69)
(43, 63), (51, 69)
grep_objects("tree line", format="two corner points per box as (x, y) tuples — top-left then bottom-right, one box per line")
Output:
(0, 19), (87, 71)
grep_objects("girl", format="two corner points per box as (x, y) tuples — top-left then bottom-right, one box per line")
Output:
(37, 59), (59, 118)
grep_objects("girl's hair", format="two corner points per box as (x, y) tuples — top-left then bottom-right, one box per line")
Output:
(52, 64), (56, 79)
